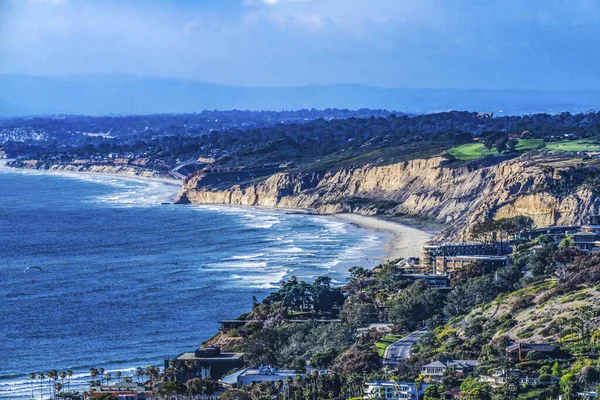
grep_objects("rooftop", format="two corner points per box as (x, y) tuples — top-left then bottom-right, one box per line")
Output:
(422, 359), (478, 369)
(441, 255), (507, 260)
(177, 352), (244, 361)
(506, 343), (558, 352)
(241, 366), (300, 378)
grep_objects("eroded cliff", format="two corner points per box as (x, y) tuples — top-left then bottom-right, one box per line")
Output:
(176, 153), (600, 239)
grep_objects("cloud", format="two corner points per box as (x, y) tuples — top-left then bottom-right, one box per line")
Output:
(0, 0), (598, 90)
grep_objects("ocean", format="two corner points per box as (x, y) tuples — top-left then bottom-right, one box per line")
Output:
(0, 169), (387, 399)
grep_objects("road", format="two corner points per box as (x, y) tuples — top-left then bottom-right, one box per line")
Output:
(169, 158), (200, 180)
(382, 330), (427, 366)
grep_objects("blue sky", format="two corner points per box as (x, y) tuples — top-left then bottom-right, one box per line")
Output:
(0, 0), (599, 90)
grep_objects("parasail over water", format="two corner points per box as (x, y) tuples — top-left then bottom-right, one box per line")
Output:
(23, 266), (43, 273)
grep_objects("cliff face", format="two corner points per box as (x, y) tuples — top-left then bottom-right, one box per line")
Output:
(13, 162), (168, 180)
(178, 154), (600, 240)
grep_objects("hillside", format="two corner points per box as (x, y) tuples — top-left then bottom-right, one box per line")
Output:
(177, 152), (600, 240)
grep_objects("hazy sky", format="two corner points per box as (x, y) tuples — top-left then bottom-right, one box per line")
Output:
(1, 0), (599, 90)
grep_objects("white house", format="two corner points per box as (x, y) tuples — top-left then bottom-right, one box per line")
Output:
(421, 359), (478, 380)
(364, 380), (429, 399)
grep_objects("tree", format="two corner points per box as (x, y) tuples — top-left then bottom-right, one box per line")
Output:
(60, 371), (67, 389)
(551, 360), (562, 377)
(292, 357), (307, 373)
(311, 276), (344, 314)
(560, 372), (578, 400)
(502, 372), (522, 400)
(331, 346), (380, 374)
(424, 384), (440, 399)
(311, 348), (337, 369)
(553, 247), (582, 268)
(340, 300), (378, 327)
(559, 234), (575, 248)
(37, 373), (45, 400)
(29, 372), (35, 400)
(495, 135), (508, 153)
(186, 377), (219, 395)
(389, 280), (444, 330)
(275, 379), (284, 400)
(67, 369), (73, 390)
(159, 381), (187, 396)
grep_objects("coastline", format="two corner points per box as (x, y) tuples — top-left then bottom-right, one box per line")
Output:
(0, 161), (181, 186)
(0, 165), (436, 397)
(2, 162), (435, 262)
(332, 213), (435, 261)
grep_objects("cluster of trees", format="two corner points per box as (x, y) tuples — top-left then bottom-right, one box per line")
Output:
(219, 371), (366, 400)
(5, 110), (600, 173)
(261, 276), (344, 314)
(481, 131), (518, 154)
(27, 369), (83, 400)
(157, 377), (220, 397)
(469, 216), (534, 247)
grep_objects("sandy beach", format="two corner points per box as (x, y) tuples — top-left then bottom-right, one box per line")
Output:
(332, 213), (436, 261)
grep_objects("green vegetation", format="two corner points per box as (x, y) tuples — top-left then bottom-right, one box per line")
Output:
(448, 137), (600, 161)
(515, 138), (545, 150)
(546, 138), (600, 152)
(447, 142), (495, 161)
(375, 334), (403, 356)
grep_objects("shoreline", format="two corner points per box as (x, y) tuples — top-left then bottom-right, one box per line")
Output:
(3, 162), (435, 262)
(332, 213), (435, 261)
(0, 161), (181, 187)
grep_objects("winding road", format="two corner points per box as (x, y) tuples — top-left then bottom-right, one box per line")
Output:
(382, 330), (427, 366)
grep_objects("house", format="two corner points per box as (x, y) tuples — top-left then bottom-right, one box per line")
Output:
(506, 343), (561, 361)
(222, 365), (311, 388)
(364, 380), (430, 399)
(517, 225), (580, 242)
(441, 390), (463, 399)
(478, 369), (557, 387)
(419, 242), (503, 271)
(433, 255), (508, 275)
(421, 360), (478, 380)
(165, 346), (244, 381)
(85, 382), (153, 400)
(573, 231), (598, 252)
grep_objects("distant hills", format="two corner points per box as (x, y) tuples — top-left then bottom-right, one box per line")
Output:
(0, 74), (598, 116)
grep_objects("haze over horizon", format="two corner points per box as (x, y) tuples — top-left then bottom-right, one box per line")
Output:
(1, 0), (600, 91)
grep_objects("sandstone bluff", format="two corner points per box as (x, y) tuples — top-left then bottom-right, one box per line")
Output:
(177, 153), (600, 240)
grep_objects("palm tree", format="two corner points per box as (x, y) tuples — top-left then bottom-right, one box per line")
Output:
(284, 376), (292, 400)
(37, 373), (45, 400)
(105, 373), (111, 387)
(115, 370), (122, 383)
(59, 371), (66, 391)
(136, 367), (144, 383)
(28, 372), (35, 400)
(54, 382), (63, 396)
(66, 370), (73, 390)
(275, 379), (283, 400)
(89, 368), (99, 389)
(47, 370), (58, 398)
(99, 368), (105, 385)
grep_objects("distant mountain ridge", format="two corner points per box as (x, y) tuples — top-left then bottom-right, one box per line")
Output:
(0, 74), (598, 116)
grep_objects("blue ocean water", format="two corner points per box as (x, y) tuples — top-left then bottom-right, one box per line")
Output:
(0, 169), (386, 398)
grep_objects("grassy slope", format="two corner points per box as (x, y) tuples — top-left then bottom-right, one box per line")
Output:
(448, 138), (600, 161)
(375, 334), (404, 357)
(443, 279), (600, 353)
(447, 143), (496, 161)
